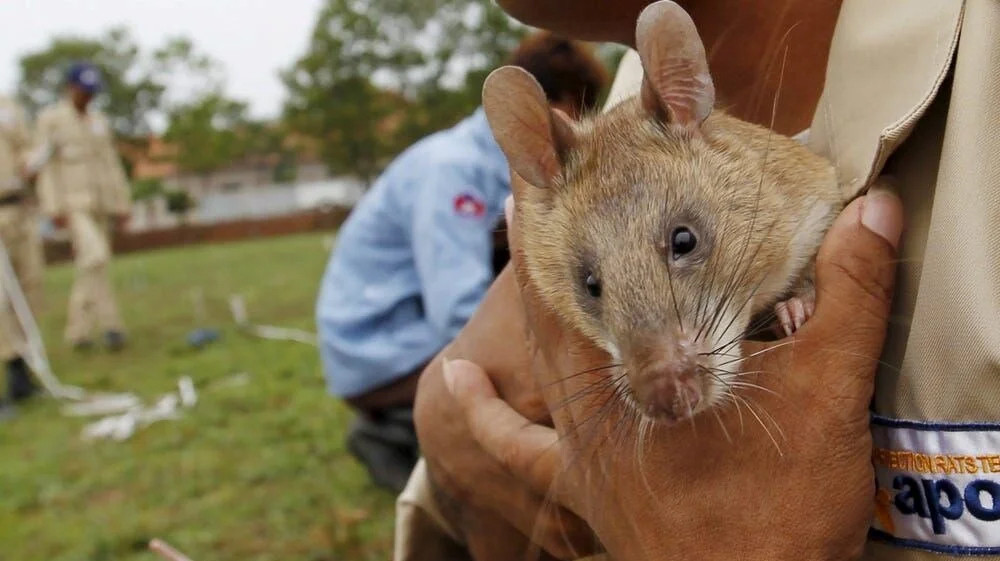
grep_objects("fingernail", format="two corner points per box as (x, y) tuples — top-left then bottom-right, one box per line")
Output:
(442, 357), (458, 396)
(504, 194), (514, 224)
(861, 189), (902, 249)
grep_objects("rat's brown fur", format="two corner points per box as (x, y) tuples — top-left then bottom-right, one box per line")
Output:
(516, 97), (842, 416)
(487, 0), (846, 422)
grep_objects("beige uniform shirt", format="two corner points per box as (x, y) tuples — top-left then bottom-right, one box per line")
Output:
(815, 1), (1000, 559)
(0, 96), (31, 196)
(35, 99), (131, 217)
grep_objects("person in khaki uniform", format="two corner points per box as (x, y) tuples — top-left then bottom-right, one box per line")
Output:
(0, 94), (43, 415)
(36, 62), (130, 351)
(398, 0), (1000, 560)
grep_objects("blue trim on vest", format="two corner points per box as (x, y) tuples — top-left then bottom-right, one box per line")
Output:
(870, 413), (1000, 554)
(871, 413), (1000, 432)
(869, 528), (1000, 555)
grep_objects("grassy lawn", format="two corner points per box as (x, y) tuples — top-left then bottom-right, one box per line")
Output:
(0, 232), (397, 561)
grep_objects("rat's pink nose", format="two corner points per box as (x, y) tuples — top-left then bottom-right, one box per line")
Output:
(634, 367), (703, 422)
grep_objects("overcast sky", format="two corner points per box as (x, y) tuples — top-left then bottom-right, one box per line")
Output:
(0, 0), (324, 120)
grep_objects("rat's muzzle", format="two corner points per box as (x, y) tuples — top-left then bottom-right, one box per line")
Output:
(634, 370), (703, 422)
(626, 334), (706, 423)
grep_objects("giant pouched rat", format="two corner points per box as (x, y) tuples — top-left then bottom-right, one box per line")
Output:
(482, 0), (845, 424)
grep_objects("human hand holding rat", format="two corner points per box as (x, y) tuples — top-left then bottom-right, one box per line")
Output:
(444, 182), (903, 561)
(414, 264), (599, 559)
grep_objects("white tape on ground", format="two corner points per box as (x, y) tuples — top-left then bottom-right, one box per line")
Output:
(228, 294), (317, 346)
(0, 235), (196, 440)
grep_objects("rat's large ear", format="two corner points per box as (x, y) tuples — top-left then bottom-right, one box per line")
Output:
(483, 66), (576, 190)
(636, 0), (715, 129)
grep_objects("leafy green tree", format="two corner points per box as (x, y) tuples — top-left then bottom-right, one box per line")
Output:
(18, 29), (223, 137)
(165, 189), (196, 223)
(163, 93), (249, 183)
(131, 178), (165, 201)
(18, 27), (162, 136)
(282, 0), (524, 185)
(272, 151), (299, 184)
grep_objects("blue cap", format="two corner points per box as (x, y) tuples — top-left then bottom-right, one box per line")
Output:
(66, 62), (103, 94)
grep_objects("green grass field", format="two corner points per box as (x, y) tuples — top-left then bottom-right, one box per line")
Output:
(0, 233), (397, 561)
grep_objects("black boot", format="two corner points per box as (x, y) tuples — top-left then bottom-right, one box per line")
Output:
(0, 398), (15, 421)
(104, 330), (127, 352)
(345, 407), (419, 493)
(7, 357), (38, 402)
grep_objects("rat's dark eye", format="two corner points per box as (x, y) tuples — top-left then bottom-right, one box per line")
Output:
(671, 227), (697, 258)
(584, 272), (602, 298)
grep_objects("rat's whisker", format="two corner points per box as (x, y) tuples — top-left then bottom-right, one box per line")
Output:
(707, 223), (782, 342)
(715, 69), (777, 329)
(555, 382), (624, 476)
(636, 415), (665, 502)
(726, 380), (782, 398)
(543, 363), (623, 388)
(706, 368), (771, 380)
(732, 393), (783, 456)
(714, 340), (798, 368)
(702, 217), (780, 343)
(724, 390), (746, 435)
(709, 402), (733, 443)
(548, 371), (628, 415)
(702, 350), (741, 358)
(681, 379), (698, 437)
(805, 347), (903, 373)
(710, 297), (781, 357)
(741, 393), (787, 442)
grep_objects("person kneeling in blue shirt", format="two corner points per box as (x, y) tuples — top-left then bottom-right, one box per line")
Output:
(316, 32), (609, 492)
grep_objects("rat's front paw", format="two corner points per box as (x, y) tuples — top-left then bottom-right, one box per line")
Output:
(774, 292), (815, 337)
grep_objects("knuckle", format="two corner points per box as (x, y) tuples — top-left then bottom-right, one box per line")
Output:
(816, 252), (893, 327)
(534, 512), (596, 560)
(498, 437), (528, 474)
(427, 459), (473, 505)
(822, 248), (893, 308)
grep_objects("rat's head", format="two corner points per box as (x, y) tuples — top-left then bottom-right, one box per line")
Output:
(485, 1), (835, 423)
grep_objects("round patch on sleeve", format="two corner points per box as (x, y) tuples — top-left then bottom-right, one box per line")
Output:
(453, 193), (486, 218)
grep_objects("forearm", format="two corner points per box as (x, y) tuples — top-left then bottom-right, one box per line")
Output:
(494, 0), (838, 135)
(416, 363), (539, 561)
(422, 461), (560, 561)
(495, 0), (653, 47)
(413, 266), (594, 559)
(438, 267), (541, 412)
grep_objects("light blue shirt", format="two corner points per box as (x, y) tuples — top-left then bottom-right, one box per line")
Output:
(316, 108), (510, 398)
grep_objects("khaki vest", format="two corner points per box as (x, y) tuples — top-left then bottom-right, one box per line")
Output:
(35, 99), (131, 217)
(815, 0), (1000, 558)
(0, 96), (31, 197)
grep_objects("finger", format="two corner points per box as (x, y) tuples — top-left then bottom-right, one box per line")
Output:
(806, 184), (903, 377)
(443, 358), (570, 506)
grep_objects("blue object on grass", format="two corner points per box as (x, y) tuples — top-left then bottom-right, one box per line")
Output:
(187, 328), (220, 349)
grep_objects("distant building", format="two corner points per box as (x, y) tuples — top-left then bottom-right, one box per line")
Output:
(123, 133), (361, 231)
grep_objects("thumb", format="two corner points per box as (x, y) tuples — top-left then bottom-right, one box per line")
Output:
(442, 358), (565, 504)
(808, 183), (903, 365)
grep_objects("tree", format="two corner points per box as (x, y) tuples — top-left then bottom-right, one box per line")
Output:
(282, 0), (524, 185)
(165, 190), (196, 223)
(18, 27), (162, 136)
(131, 178), (164, 201)
(18, 29), (223, 137)
(163, 93), (249, 182)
